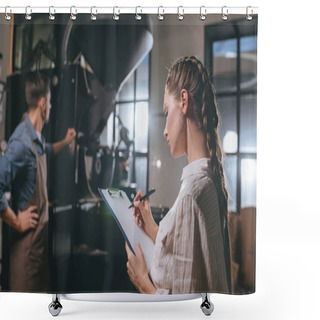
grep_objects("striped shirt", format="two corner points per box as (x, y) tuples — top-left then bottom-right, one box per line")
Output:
(150, 158), (230, 294)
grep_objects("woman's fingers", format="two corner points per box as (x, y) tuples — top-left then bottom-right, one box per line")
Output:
(134, 200), (143, 210)
(134, 190), (144, 202)
(132, 204), (140, 218)
(133, 201), (145, 227)
(133, 190), (150, 216)
(135, 215), (142, 227)
(126, 251), (135, 282)
(132, 196), (142, 219)
(133, 190), (153, 233)
(126, 261), (131, 275)
(125, 242), (131, 257)
(136, 243), (144, 258)
(134, 201), (146, 219)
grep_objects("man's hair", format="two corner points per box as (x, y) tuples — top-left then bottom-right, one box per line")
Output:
(25, 72), (50, 109)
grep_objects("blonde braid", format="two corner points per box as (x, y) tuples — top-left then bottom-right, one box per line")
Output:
(191, 57), (232, 292)
(190, 57), (229, 218)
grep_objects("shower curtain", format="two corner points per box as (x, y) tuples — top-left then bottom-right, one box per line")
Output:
(0, 11), (257, 296)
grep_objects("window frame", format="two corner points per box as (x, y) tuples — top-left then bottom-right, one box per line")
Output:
(114, 54), (151, 192)
(205, 17), (258, 214)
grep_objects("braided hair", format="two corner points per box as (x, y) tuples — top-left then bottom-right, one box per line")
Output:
(166, 56), (231, 290)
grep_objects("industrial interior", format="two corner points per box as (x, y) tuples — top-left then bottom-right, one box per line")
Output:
(0, 13), (257, 294)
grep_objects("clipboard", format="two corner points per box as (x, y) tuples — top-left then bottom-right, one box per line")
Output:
(98, 187), (154, 272)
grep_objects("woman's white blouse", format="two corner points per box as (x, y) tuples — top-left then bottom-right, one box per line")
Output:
(150, 158), (229, 294)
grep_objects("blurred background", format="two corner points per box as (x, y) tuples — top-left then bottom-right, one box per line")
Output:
(0, 13), (257, 294)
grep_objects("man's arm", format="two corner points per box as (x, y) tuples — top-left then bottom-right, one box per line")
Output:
(0, 139), (39, 232)
(52, 128), (76, 156)
(0, 206), (19, 230)
(0, 139), (26, 213)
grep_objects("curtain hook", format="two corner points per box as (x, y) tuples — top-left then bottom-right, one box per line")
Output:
(177, 6), (184, 21)
(49, 6), (55, 21)
(5, 6), (12, 21)
(135, 6), (142, 20)
(157, 6), (164, 21)
(246, 6), (253, 21)
(90, 6), (97, 21)
(221, 6), (228, 21)
(113, 6), (120, 21)
(25, 6), (32, 20)
(70, 6), (77, 21)
(200, 6), (207, 21)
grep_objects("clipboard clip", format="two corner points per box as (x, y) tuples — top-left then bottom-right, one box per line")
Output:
(107, 188), (123, 198)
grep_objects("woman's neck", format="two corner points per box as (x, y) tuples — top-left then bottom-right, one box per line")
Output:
(28, 108), (44, 132)
(186, 119), (210, 163)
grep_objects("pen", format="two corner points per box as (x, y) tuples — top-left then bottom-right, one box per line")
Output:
(128, 188), (156, 209)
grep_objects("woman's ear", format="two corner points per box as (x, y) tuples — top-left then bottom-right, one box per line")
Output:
(180, 89), (189, 116)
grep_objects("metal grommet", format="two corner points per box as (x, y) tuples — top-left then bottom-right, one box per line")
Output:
(157, 6), (164, 21)
(90, 6), (97, 21)
(70, 6), (77, 21)
(5, 6), (12, 21)
(200, 6), (207, 21)
(49, 6), (55, 20)
(246, 6), (253, 21)
(135, 6), (142, 21)
(177, 6), (184, 21)
(25, 6), (32, 20)
(221, 6), (228, 21)
(113, 6), (120, 21)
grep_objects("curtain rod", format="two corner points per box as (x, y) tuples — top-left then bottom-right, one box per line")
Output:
(0, 6), (258, 21)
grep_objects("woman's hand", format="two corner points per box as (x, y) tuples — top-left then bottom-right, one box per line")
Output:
(132, 190), (159, 243)
(125, 242), (156, 294)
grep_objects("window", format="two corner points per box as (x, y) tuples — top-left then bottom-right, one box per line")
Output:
(205, 19), (257, 213)
(13, 15), (56, 72)
(100, 55), (150, 193)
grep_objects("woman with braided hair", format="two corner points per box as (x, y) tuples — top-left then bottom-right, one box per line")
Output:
(125, 56), (231, 294)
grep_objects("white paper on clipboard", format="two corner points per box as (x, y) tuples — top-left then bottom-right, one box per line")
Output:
(98, 188), (154, 272)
